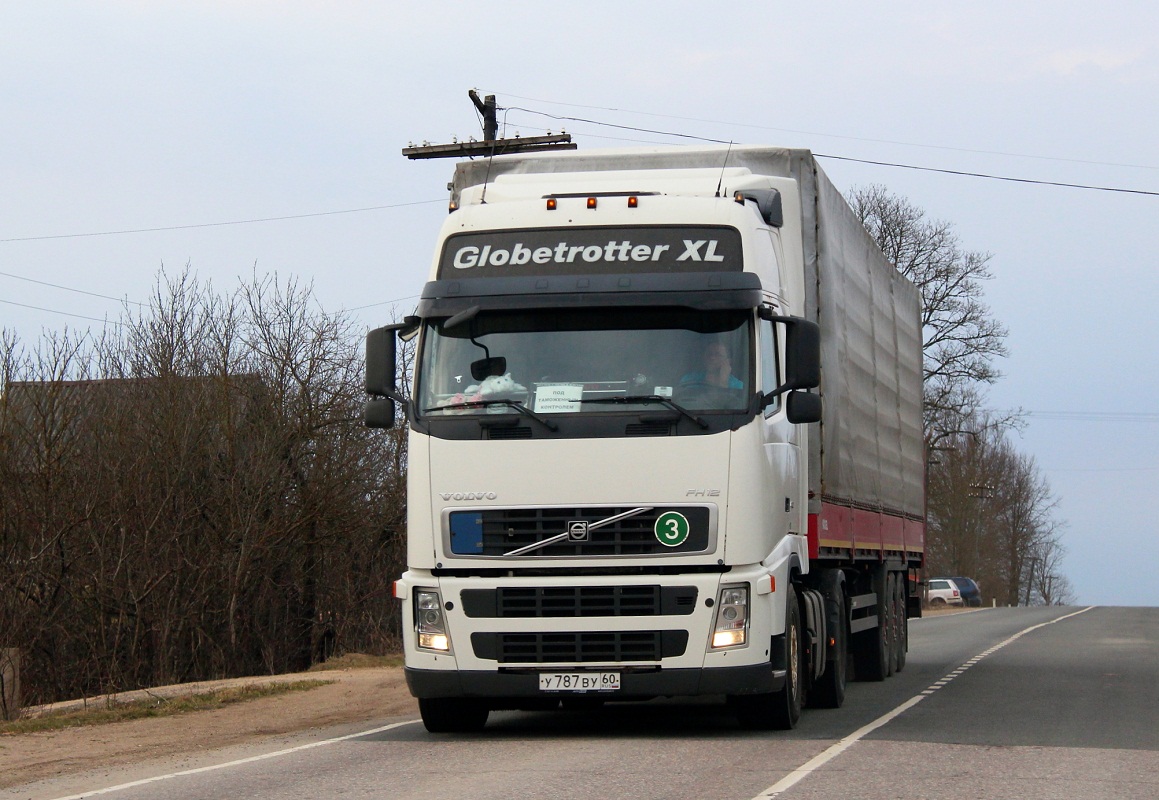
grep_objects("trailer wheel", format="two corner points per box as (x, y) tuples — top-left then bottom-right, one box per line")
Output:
(894, 574), (908, 673)
(810, 582), (847, 708)
(885, 572), (898, 677)
(733, 589), (803, 730)
(418, 697), (489, 733)
(854, 567), (890, 681)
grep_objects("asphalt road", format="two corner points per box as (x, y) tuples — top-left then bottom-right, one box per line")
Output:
(9, 605), (1158, 800)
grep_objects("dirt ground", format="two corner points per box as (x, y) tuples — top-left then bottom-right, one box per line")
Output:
(0, 665), (418, 790)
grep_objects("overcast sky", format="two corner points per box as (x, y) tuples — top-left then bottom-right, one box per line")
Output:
(2, 2), (1156, 605)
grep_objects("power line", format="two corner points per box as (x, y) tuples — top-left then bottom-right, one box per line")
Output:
(0, 297), (124, 326)
(815, 154), (1159, 198)
(1045, 465), (1158, 472)
(0, 199), (445, 244)
(1026, 410), (1159, 422)
(346, 294), (421, 312)
(0, 269), (144, 306)
(494, 91), (1159, 172)
(504, 106), (731, 145)
(503, 105), (1159, 197)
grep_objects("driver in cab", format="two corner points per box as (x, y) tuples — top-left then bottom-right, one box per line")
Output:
(681, 341), (743, 390)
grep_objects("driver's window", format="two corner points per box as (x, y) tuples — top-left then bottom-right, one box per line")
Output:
(759, 318), (780, 416)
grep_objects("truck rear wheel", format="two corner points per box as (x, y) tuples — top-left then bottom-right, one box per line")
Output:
(733, 589), (803, 730)
(854, 567), (891, 681)
(885, 572), (898, 677)
(894, 573), (908, 673)
(418, 697), (489, 733)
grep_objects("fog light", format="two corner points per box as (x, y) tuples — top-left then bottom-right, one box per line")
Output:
(419, 633), (449, 650)
(713, 630), (746, 648)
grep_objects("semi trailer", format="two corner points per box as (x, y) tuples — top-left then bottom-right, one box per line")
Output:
(365, 146), (925, 732)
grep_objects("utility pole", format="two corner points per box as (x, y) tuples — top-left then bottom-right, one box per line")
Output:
(402, 90), (576, 160)
(967, 482), (995, 582)
(470, 90), (498, 142)
(1024, 555), (1038, 606)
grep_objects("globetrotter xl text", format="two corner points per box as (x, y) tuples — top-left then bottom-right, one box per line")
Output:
(435, 225), (744, 278)
(452, 239), (727, 269)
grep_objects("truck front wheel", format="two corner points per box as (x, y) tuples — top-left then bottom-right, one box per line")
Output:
(418, 697), (489, 733)
(733, 589), (803, 730)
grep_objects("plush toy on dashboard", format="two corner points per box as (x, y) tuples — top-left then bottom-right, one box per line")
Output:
(464, 373), (526, 400)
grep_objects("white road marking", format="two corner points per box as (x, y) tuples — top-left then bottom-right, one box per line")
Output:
(44, 718), (421, 800)
(753, 606), (1094, 798)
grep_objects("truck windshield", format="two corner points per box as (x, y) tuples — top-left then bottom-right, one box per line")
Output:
(418, 307), (751, 417)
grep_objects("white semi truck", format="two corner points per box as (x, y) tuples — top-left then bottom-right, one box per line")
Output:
(365, 146), (925, 732)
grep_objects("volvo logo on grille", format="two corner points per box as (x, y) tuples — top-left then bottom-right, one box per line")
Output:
(567, 520), (590, 541)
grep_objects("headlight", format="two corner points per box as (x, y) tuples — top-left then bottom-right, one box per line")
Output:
(415, 589), (451, 652)
(711, 585), (749, 648)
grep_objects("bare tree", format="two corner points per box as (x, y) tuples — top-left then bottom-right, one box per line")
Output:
(925, 419), (1067, 606)
(0, 268), (410, 705)
(1031, 537), (1076, 606)
(847, 186), (1011, 439)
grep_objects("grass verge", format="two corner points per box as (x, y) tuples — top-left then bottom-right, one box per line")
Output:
(307, 652), (403, 671)
(0, 679), (332, 736)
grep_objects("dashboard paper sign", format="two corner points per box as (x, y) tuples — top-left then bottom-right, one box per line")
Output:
(534, 384), (583, 413)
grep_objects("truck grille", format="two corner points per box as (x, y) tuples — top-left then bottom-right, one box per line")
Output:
(471, 630), (688, 663)
(460, 585), (698, 618)
(448, 506), (711, 557)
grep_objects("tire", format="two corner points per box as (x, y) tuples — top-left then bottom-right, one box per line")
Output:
(930, 597), (947, 607)
(418, 697), (489, 733)
(810, 582), (847, 709)
(884, 572), (897, 677)
(733, 589), (803, 730)
(894, 573), (908, 673)
(854, 567), (891, 681)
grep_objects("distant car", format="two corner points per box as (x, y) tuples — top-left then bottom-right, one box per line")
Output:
(948, 576), (982, 607)
(926, 578), (964, 607)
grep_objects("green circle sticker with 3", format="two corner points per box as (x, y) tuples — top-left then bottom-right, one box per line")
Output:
(654, 511), (690, 547)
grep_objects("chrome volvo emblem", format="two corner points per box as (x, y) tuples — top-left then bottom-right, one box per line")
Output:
(567, 520), (590, 541)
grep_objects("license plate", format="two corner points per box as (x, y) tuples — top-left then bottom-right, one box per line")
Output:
(538, 672), (620, 692)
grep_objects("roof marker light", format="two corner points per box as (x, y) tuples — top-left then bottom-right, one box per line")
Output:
(628, 196), (638, 208)
(546, 198), (557, 211)
(587, 197), (597, 209)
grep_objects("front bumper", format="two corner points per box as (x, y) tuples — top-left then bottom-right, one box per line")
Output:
(405, 662), (785, 700)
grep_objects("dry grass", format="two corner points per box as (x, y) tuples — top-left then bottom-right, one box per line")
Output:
(0, 679), (332, 735)
(307, 652), (404, 671)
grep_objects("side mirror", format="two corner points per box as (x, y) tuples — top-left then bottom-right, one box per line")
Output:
(364, 397), (396, 429)
(758, 309), (822, 397)
(365, 323), (412, 429)
(782, 318), (821, 392)
(365, 326), (398, 397)
(785, 390), (822, 424)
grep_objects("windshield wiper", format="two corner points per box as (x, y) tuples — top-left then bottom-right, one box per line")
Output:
(576, 395), (709, 429)
(424, 399), (558, 431)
